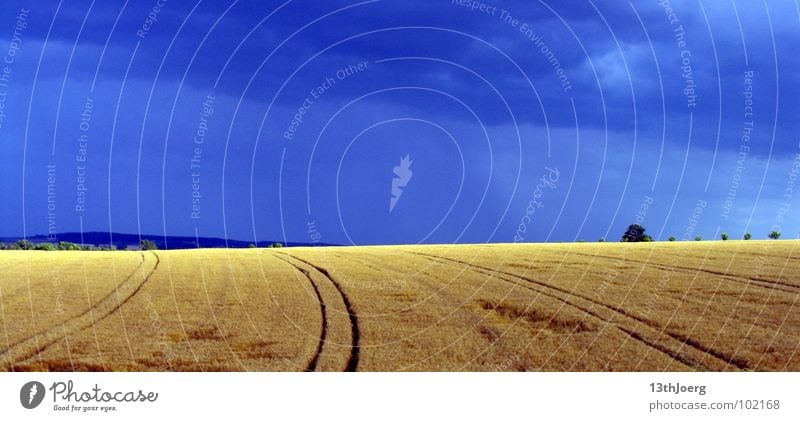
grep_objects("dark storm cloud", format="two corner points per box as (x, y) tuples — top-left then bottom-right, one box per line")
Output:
(1, 0), (798, 243)
(7, 0), (796, 154)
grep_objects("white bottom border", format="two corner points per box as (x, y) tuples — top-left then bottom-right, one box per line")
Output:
(1, 372), (797, 420)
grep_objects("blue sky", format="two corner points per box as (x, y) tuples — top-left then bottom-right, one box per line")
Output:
(1, 0), (799, 245)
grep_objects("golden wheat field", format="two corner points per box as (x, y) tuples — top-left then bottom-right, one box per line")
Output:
(0, 241), (798, 372)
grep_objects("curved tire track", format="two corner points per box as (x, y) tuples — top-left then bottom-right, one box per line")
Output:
(1, 252), (160, 370)
(0, 251), (146, 353)
(502, 254), (758, 369)
(345, 253), (505, 340)
(567, 251), (800, 294)
(403, 250), (745, 371)
(275, 252), (360, 372)
(271, 254), (328, 372)
(0, 253), (147, 327)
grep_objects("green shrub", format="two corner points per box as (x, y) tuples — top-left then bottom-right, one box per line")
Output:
(15, 240), (35, 250)
(57, 242), (82, 251)
(622, 224), (647, 242)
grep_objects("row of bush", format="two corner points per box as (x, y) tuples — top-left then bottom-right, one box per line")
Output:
(1, 225), (786, 250)
(0, 240), (119, 251)
(606, 224), (784, 242)
(0, 239), (286, 251)
(250, 243), (284, 248)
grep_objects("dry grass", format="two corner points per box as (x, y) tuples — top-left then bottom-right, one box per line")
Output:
(1, 241), (798, 371)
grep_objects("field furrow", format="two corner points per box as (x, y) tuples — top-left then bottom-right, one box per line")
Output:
(0, 241), (798, 371)
(403, 250), (729, 371)
(277, 252), (361, 372)
(1, 252), (158, 370)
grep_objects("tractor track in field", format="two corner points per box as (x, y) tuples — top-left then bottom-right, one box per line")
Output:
(271, 254), (328, 372)
(402, 251), (748, 371)
(565, 251), (800, 294)
(411, 274), (526, 371)
(341, 253), (524, 370)
(297, 251), (524, 371)
(0, 252), (146, 353)
(404, 251), (711, 370)
(1, 252), (160, 370)
(732, 250), (800, 263)
(413, 276), (522, 369)
(0, 253), (147, 308)
(274, 253), (360, 372)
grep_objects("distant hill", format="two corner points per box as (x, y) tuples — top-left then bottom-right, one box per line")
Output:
(0, 232), (337, 250)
